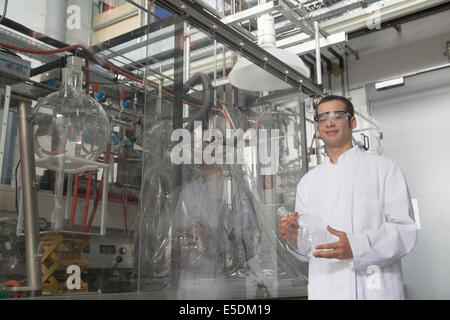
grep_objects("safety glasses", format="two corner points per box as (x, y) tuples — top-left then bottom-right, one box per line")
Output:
(314, 110), (352, 126)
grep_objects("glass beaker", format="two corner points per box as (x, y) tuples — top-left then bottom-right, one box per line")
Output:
(286, 214), (329, 258)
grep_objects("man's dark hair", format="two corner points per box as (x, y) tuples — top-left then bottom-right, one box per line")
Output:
(315, 95), (355, 118)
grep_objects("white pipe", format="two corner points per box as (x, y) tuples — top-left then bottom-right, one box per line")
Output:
(257, 14), (276, 48)
(314, 21), (322, 85)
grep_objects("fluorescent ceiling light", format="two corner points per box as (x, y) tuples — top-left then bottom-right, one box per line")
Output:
(375, 77), (404, 90)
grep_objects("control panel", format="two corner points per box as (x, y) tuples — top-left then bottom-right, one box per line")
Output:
(0, 50), (31, 86)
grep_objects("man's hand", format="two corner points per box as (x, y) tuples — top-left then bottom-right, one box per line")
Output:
(313, 226), (354, 260)
(279, 211), (299, 242)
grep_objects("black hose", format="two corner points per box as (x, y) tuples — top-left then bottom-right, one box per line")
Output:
(182, 72), (213, 130)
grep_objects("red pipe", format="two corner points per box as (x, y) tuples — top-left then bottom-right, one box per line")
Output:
(3, 280), (25, 298)
(0, 41), (232, 124)
(103, 60), (231, 124)
(11, 91), (37, 101)
(81, 170), (93, 232)
(0, 42), (84, 55)
(34, 126), (67, 156)
(69, 60), (92, 232)
(255, 112), (280, 129)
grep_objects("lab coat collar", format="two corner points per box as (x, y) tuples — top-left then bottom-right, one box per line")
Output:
(324, 145), (360, 166)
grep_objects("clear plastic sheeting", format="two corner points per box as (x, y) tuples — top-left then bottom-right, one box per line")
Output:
(135, 120), (175, 290)
(136, 107), (310, 299)
(172, 164), (261, 299)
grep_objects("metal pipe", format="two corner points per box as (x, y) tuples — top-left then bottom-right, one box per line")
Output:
(17, 98), (42, 296)
(138, 0), (142, 30)
(314, 21), (322, 86)
(213, 39), (217, 105)
(184, 25), (191, 120)
(344, 51), (350, 97)
(92, 9), (139, 31)
(124, 0), (161, 20)
(0, 85), (11, 179)
(299, 98), (309, 174)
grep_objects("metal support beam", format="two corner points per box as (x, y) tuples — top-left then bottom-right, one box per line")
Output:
(0, 86), (11, 180)
(16, 97), (42, 297)
(30, 56), (67, 78)
(90, 14), (179, 53)
(124, 0), (161, 20)
(278, 0), (315, 37)
(286, 32), (347, 56)
(155, 0), (322, 95)
(348, 0), (450, 39)
(221, 1), (276, 25)
(344, 45), (359, 60)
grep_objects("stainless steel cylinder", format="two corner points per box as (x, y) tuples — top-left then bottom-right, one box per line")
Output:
(17, 98), (42, 296)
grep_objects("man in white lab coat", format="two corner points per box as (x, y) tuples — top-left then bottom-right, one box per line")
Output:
(279, 95), (417, 299)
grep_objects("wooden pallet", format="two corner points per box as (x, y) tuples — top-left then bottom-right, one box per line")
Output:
(40, 233), (91, 294)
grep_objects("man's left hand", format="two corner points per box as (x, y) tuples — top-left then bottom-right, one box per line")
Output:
(312, 226), (354, 260)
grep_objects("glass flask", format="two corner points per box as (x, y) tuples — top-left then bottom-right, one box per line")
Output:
(32, 56), (111, 173)
(286, 213), (329, 258)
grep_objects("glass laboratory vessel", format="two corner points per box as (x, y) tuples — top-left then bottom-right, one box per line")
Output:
(32, 56), (111, 173)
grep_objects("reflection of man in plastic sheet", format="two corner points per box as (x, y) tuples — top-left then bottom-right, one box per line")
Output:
(172, 160), (261, 300)
(279, 95), (417, 300)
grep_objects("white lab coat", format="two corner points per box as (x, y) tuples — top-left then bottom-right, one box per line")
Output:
(289, 146), (417, 300)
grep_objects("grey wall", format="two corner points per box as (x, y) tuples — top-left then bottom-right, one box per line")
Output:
(366, 66), (450, 299)
(331, 9), (450, 91)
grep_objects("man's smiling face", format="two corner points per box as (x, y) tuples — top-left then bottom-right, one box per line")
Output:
(316, 100), (356, 149)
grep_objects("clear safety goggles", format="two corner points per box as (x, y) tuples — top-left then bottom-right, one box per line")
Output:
(314, 110), (352, 126)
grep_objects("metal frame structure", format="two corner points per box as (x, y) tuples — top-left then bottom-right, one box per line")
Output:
(155, 0), (323, 95)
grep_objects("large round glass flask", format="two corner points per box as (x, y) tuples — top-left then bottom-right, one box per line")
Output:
(32, 57), (111, 173)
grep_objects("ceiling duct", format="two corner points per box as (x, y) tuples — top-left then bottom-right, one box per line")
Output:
(229, 14), (311, 91)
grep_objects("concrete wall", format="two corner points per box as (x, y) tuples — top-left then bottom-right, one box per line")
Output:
(0, 0), (48, 36)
